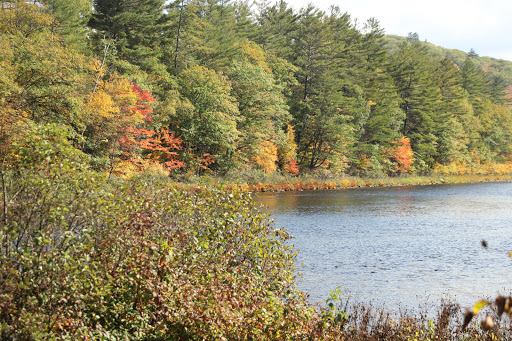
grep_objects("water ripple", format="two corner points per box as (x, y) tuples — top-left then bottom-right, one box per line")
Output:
(256, 182), (512, 311)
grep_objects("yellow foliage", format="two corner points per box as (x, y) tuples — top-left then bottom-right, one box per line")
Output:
(472, 300), (489, 315)
(105, 76), (139, 119)
(111, 159), (169, 179)
(111, 160), (139, 179)
(433, 161), (512, 176)
(251, 141), (278, 173)
(278, 124), (297, 166)
(86, 90), (119, 119)
(236, 41), (272, 73)
(0, 2), (54, 36)
(86, 74), (141, 128)
(143, 160), (169, 176)
(357, 154), (371, 172)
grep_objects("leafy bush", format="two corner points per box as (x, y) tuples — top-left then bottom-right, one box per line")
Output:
(0, 124), (329, 339)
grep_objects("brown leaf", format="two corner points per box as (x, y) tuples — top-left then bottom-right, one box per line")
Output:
(496, 295), (505, 317)
(462, 308), (474, 330)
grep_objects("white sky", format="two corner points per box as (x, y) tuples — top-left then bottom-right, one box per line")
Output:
(282, 0), (512, 61)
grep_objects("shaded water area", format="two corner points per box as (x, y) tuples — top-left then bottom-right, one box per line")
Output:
(255, 182), (512, 312)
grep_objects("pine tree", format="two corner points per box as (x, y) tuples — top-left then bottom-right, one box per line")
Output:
(88, 0), (167, 72)
(163, 0), (206, 72)
(288, 6), (359, 170)
(164, 0), (209, 73)
(432, 57), (468, 164)
(43, 0), (92, 48)
(460, 58), (491, 114)
(389, 41), (443, 169)
(252, 0), (299, 59)
(357, 18), (403, 153)
(196, 0), (243, 70)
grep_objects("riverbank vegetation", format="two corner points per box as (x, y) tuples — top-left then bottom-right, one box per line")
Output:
(207, 171), (512, 192)
(2, 0), (512, 339)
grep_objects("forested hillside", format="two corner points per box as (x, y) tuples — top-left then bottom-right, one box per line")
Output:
(2, 0), (512, 180)
(385, 34), (512, 99)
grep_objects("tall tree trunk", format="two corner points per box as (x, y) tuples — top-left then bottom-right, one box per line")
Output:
(174, 0), (185, 69)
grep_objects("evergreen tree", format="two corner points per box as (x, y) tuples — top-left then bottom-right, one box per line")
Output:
(467, 48), (479, 58)
(232, 0), (255, 39)
(460, 58), (490, 98)
(357, 18), (403, 152)
(432, 57), (468, 163)
(252, 0), (299, 59)
(389, 41), (443, 169)
(459, 57), (498, 129)
(88, 0), (167, 73)
(164, 0), (206, 72)
(489, 74), (508, 105)
(196, 0), (243, 70)
(43, 0), (92, 48)
(407, 32), (419, 42)
(288, 6), (360, 170)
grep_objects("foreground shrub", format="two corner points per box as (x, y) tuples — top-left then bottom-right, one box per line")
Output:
(0, 124), (331, 339)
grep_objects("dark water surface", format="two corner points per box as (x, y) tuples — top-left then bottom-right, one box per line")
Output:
(255, 182), (512, 311)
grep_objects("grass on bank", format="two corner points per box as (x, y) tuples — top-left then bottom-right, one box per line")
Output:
(191, 167), (512, 193)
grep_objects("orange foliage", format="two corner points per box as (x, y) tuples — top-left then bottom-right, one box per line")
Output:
(199, 153), (216, 170)
(283, 160), (300, 176)
(390, 137), (414, 174)
(121, 127), (184, 172)
(87, 78), (182, 175)
(278, 124), (299, 175)
(131, 85), (155, 121)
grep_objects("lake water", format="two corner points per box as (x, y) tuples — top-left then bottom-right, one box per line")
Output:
(255, 182), (512, 312)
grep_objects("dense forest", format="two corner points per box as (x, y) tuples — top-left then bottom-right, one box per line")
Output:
(2, 0), (512, 181)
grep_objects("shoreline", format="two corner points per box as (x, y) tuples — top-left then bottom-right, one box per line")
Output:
(218, 174), (512, 193)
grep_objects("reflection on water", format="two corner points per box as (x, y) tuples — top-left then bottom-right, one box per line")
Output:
(255, 182), (512, 312)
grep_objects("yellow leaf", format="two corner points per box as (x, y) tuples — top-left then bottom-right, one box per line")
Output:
(473, 300), (489, 315)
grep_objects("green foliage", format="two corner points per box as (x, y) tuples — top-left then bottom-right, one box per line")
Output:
(5, 0), (512, 178)
(0, 124), (326, 339)
(5, 2), (512, 338)
(228, 58), (290, 163)
(174, 65), (239, 170)
(88, 0), (167, 72)
(0, 1), (93, 127)
(321, 288), (347, 325)
(43, 0), (92, 49)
